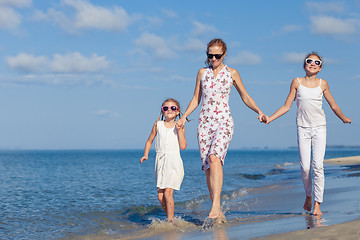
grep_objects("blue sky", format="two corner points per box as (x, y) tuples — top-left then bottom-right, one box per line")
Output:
(0, 0), (359, 150)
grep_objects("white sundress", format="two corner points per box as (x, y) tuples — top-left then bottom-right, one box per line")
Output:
(155, 121), (184, 190)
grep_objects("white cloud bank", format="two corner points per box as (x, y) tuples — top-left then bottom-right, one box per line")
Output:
(0, 0), (31, 30)
(6, 52), (110, 73)
(310, 16), (358, 35)
(34, 0), (136, 34)
(135, 32), (176, 59)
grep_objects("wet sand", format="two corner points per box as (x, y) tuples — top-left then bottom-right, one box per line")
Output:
(115, 155), (360, 240)
(256, 155), (360, 240)
(257, 218), (360, 240)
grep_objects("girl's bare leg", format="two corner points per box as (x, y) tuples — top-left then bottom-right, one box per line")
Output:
(164, 188), (174, 221)
(205, 154), (223, 219)
(157, 188), (167, 215)
(303, 195), (312, 212)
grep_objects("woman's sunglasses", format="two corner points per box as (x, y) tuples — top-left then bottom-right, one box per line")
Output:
(162, 106), (178, 112)
(305, 58), (322, 66)
(207, 52), (224, 59)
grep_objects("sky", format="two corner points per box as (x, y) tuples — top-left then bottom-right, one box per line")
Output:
(0, 0), (359, 150)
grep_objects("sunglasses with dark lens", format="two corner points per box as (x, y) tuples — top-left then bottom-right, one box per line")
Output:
(305, 58), (322, 66)
(162, 106), (178, 112)
(207, 52), (224, 59)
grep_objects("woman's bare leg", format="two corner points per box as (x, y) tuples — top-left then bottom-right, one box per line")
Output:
(205, 154), (223, 219)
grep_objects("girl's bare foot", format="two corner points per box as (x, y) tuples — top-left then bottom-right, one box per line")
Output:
(313, 201), (323, 216)
(303, 195), (312, 212)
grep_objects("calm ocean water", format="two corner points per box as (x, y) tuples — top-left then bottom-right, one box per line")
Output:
(1, 149), (359, 239)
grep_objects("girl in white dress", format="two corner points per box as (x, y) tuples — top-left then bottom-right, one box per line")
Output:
(140, 98), (187, 222)
(263, 52), (351, 216)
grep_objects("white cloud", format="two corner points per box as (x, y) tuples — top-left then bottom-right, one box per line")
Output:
(282, 52), (307, 63)
(135, 32), (176, 59)
(6, 52), (110, 73)
(0, 0), (31, 8)
(0, 0), (31, 30)
(92, 109), (119, 117)
(6, 53), (48, 72)
(183, 38), (205, 52)
(191, 21), (216, 36)
(310, 16), (357, 35)
(34, 0), (134, 34)
(227, 51), (261, 65)
(50, 52), (110, 73)
(306, 2), (344, 13)
(0, 73), (114, 86)
(0, 6), (22, 29)
(65, 0), (131, 31)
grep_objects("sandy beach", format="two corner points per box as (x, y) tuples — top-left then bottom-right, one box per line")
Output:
(121, 155), (360, 240)
(257, 218), (360, 240)
(256, 155), (360, 240)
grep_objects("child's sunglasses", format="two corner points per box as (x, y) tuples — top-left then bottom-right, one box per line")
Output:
(162, 106), (178, 112)
(207, 52), (224, 59)
(305, 58), (322, 66)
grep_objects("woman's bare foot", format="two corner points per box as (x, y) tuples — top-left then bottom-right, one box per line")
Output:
(313, 201), (323, 216)
(215, 211), (226, 224)
(209, 205), (221, 219)
(303, 195), (312, 212)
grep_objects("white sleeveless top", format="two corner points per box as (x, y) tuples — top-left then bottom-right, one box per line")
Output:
(296, 78), (326, 127)
(154, 121), (184, 190)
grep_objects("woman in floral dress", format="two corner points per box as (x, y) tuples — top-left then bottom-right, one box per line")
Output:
(177, 38), (266, 220)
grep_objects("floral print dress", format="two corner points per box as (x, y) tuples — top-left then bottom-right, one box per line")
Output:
(197, 65), (234, 170)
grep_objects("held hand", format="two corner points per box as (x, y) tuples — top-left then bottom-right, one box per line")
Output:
(176, 117), (186, 128)
(260, 115), (269, 124)
(140, 156), (148, 164)
(257, 112), (267, 124)
(176, 123), (185, 131)
(343, 117), (351, 124)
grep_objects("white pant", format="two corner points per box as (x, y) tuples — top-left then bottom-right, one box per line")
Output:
(297, 125), (326, 203)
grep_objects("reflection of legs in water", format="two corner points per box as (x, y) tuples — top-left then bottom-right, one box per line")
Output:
(304, 213), (323, 229)
(314, 214), (323, 227)
(214, 227), (229, 240)
(205, 154), (223, 219)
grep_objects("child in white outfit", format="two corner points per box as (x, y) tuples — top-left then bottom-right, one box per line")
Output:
(140, 98), (187, 222)
(263, 52), (351, 216)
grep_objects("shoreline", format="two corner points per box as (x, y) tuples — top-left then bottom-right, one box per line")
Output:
(257, 218), (360, 240)
(126, 155), (360, 240)
(324, 155), (360, 165)
(255, 155), (360, 239)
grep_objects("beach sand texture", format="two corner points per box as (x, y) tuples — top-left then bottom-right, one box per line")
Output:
(325, 155), (360, 165)
(257, 218), (360, 240)
(257, 155), (360, 240)
(121, 155), (360, 240)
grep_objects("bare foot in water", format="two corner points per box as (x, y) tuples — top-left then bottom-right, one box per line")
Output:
(215, 211), (226, 224)
(313, 201), (323, 216)
(303, 195), (312, 212)
(209, 205), (221, 219)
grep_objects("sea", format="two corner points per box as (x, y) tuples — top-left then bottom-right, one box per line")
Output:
(1, 148), (360, 239)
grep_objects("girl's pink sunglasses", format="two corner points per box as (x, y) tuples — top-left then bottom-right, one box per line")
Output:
(162, 106), (178, 112)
